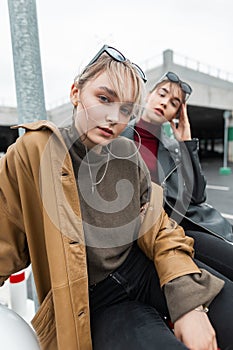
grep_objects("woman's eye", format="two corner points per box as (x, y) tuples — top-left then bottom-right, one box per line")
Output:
(99, 95), (109, 103)
(121, 109), (130, 117)
(120, 105), (133, 117)
(158, 89), (165, 97)
(171, 101), (179, 108)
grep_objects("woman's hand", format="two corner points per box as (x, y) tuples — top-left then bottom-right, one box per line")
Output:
(173, 309), (218, 350)
(170, 103), (192, 141)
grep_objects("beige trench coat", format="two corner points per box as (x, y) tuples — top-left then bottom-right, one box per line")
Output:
(0, 121), (200, 349)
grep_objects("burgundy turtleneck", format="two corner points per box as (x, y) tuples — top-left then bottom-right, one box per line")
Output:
(134, 118), (159, 182)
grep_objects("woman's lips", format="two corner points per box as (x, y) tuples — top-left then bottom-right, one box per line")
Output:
(154, 108), (164, 116)
(97, 126), (114, 136)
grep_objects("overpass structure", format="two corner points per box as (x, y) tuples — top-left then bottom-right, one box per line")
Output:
(1, 49), (233, 161)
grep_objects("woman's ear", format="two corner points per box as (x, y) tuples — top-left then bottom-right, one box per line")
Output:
(70, 83), (79, 106)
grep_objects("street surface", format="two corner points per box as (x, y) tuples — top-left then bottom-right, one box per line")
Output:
(201, 156), (233, 224)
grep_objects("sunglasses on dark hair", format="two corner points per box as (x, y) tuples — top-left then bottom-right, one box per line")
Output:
(84, 44), (147, 83)
(161, 71), (192, 97)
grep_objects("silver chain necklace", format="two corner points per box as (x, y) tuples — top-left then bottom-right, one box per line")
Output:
(85, 146), (110, 193)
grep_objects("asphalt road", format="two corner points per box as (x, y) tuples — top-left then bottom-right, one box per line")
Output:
(201, 156), (233, 224)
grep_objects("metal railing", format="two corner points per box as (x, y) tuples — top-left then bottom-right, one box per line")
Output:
(173, 52), (233, 82)
(140, 50), (233, 83)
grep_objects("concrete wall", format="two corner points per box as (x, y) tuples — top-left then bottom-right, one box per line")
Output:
(47, 102), (73, 127)
(0, 106), (18, 126)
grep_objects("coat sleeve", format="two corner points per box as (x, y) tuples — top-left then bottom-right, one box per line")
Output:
(137, 182), (201, 287)
(164, 270), (224, 322)
(180, 139), (207, 204)
(0, 145), (30, 286)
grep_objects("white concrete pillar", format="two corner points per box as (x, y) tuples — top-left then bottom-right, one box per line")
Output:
(219, 110), (232, 175)
(228, 113), (233, 162)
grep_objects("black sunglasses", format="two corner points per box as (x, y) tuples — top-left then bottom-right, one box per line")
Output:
(84, 44), (147, 83)
(162, 71), (192, 97)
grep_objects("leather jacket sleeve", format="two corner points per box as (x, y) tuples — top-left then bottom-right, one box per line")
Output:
(181, 139), (207, 204)
(137, 182), (201, 287)
(158, 138), (207, 222)
(138, 183), (225, 322)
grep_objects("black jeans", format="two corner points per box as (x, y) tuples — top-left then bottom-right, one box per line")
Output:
(89, 244), (233, 350)
(187, 229), (233, 281)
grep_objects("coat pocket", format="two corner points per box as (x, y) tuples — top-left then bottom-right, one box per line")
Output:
(31, 289), (57, 350)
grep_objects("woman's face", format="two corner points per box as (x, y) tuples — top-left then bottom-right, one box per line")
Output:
(72, 72), (135, 149)
(142, 82), (182, 125)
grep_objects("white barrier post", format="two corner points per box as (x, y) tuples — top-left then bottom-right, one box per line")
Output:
(9, 270), (27, 318)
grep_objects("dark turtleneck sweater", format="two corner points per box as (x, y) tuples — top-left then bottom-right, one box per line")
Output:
(60, 124), (150, 285)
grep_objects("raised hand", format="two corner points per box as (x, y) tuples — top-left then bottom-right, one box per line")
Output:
(171, 103), (192, 141)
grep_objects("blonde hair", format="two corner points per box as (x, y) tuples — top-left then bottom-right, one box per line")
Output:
(75, 54), (145, 116)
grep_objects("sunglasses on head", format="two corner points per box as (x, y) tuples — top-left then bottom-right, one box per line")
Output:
(161, 71), (192, 98)
(84, 44), (147, 83)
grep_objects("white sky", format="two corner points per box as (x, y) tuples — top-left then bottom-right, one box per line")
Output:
(1, 0), (233, 109)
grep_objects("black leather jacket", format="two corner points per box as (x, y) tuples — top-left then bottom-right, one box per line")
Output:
(122, 119), (233, 243)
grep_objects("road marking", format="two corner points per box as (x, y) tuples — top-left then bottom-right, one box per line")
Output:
(206, 185), (230, 191)
(221, 213), (233, 220)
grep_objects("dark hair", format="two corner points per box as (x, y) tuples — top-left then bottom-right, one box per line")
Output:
(150, 80), (186, 104)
